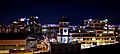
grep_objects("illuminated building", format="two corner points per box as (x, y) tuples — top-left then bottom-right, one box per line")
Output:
(27, 16), (41, 34)
(57, 16), (72, 43)
(26, 33), (43, 52)
(0, 33), (28, 54)
(72, 19), (116, 49)
(0, 15), (119, 53)
(0, 24), (12, 33)
(12, 18), (28, 33)
(42, 24), (59, 43)
(49, 16), (81, 54)
(116, 25), (120, 42)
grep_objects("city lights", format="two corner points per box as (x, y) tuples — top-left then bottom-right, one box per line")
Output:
(0, 16), (119, 54)
(20, 18), (26, 21)
(0, 0), (120, 53)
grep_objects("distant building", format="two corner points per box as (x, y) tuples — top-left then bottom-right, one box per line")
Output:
(42, 24), (59, 43)
(115, 24), (120, 42)
(27, 16), (41, 34)
(12, 18), (28, 33)
(0, 16), (118, 53)
(0, 33), (28, 54)
(49, 16), (81, 54)
(57, 16), (72, 44)
(72, 19), (116, 49)
(0, 24), (12, 33)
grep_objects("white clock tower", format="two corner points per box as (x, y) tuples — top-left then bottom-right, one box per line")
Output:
(57, 16), (72, 44)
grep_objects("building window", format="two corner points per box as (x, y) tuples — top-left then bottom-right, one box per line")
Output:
(97, 31), (102, 33)
(108, 31), (114, 33)
(92, 38), (96, 40)
(96, 38), (100, 40)
(80, 38), (83, 41)
(111, 38), (114, 40)
(81, 42), (85, 44)
(103, 31), (107, 33)
(83, 38), (86, 40)
(95, 24), (99, 26)
(86, 38), (89, 40)
(90, 38), (92, 40)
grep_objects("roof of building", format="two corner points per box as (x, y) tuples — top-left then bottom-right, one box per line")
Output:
(0, 40), (26, 45)
(0, 33), (28, 40)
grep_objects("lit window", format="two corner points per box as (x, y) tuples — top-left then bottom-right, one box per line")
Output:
(105, 24), (107, 26)
(20, 18), (25, 21)
(103, 31), (107, 33)
(92, 38), (96, 40)
(104, 27), (107, 29)
(87, 24), (89, 26)
(35, 16), (38, 19)
(100, 21), (103, 23)
(79, 30), (81, 32)
(20, 27), (24, 29)
(88, 31), (94, 32)
(105, 19), (108, 21)
(80, 26), (82, 28)
(89, 19), (92, 21)
(100, 34), (102, 36)
(83, 26), (85, 29)
(108, 31), (114, 33)
(27, 19), (29, 21)
(42, 29), (47, 32)
(73, 38), (77, 41)
(80, 38), (83, 41)
(13, 21), (18, 24)
(62, 37), (68, 43)
(30, 22), (33, 24)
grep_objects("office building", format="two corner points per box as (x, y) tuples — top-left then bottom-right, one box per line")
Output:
(72, 19), (116, 49)
(27, 16), (41, 34)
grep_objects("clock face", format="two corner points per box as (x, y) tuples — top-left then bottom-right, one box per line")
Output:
(64, 29), (67, 33)
(63, 28), (68, 35)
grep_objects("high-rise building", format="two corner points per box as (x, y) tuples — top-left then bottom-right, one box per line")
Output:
(11, 18), (28, 33)
(72, 19), (116, 49)
(27, 16), (41, 34)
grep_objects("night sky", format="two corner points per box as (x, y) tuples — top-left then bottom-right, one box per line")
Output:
(0, 0), (120, 25)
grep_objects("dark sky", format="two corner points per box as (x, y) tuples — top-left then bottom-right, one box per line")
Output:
(0, 0), (120, 25)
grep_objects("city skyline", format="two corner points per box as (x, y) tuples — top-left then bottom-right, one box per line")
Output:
(0, 0), (120, 25)
(0, 0), (120, 54)
(0, 15), (119, 54)
(0, 16), (119, 25)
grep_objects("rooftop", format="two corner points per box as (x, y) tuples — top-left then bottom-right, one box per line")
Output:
(0, 33), (28, 40)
